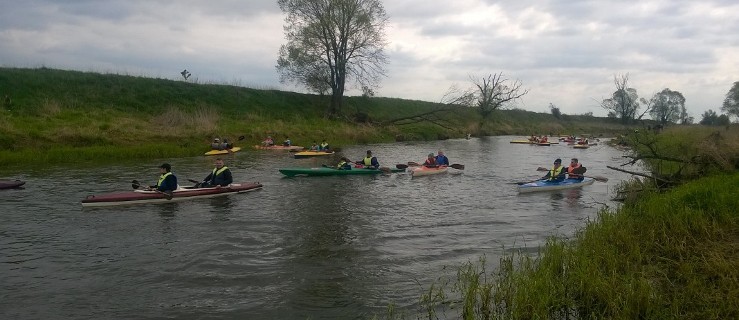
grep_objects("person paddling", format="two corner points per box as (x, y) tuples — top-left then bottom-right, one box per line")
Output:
(200, 158), (233, 187)
(422, 153), (438, 168)
(357, 150), (379, 169)
(566, 158), (587, 180)
(539, 158), (566, 182)
(148, 163), (178, 192)
(435, 150), (449, 166)
(336, 157), (352, 170)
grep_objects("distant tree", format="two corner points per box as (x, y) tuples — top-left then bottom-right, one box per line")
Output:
(549, 103), (561, 119)
(277, 0), (389, 117)
(700, 109), (731, 126)
(445, 73), (528, 128)
(180, 69), (191, 81)
(581, 111), (594, 117)
(601, 74), (642, 124)
(649, 88), (686, 125)
(721, 81), (739, 121)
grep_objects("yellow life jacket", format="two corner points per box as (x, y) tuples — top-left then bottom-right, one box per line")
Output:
(548, 166), (563, 180)
(157, 172), (172, 187)
(212, 166), (229, 177)
(337, 160), (347, 169)
(363, 156), (373, 166)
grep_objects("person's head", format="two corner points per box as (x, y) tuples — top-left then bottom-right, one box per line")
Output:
(214, 158), (224, 168)
(428, 153), (435, 159)
(214, 138), (220, 142)
(570, 158), (579, 165)
(159, 163), (172, 173)
(366, 150), (372, 156)
(553, 158), (562, 167)
(437, 150), (444, 156)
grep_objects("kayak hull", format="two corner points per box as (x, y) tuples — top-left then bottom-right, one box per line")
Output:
(253, 145), (304, 151)
(293, 151), (335, 159)
(518, 178), (595, 193)
(0, 180), (25, 190)
(279, 167), (404, 177)
(81, 182), (263, 207)
(410, 166), (448, 177)
(204, 147), (242, 156)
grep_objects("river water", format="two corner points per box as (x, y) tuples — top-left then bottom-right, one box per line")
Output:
(1, 136), (632, 319)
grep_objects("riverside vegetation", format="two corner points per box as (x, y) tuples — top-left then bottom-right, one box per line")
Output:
(1, 67), (633, 166)
(382, 126), (739, 319)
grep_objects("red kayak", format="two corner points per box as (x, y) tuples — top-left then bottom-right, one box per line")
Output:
(81, 182), (263, 207)
(0, 179), (25, 190)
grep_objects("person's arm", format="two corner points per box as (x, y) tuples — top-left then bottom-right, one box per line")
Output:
(159, 175), (177, 191)
(371, 157), (379, 168)
(203, 172), (214, 184)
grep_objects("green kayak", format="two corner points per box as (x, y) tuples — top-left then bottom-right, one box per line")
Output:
(279, 167), (405, 177)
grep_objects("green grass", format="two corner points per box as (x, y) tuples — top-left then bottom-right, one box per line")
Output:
(0, 67), (639, 165)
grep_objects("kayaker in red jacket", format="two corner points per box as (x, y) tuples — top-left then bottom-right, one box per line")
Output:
(566, 158), (587, 180)
(423, 153), (438, 167)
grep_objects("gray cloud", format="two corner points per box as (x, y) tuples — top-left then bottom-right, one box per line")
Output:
(1, 0), (737, 118)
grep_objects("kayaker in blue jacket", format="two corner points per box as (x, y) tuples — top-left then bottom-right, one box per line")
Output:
(149, 163), (178, 192)
(201, 158), (233, 187)
(357, 150), (379, 169)
(435, 150), (449, 166)
(336, 157), (352, 170)
(540, 158), (566, 182)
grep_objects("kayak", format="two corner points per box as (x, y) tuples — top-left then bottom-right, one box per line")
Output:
(293, 151), (335, 159)
(204, 147), (242, 156)
(510, 140), (558, 145)
(253, 145), (304, 151)
(573, 144), (590, 149)
(518, 178), (595, 193)
(279, 167), (404, 177)
(410, 166), (448, 177)
(81, 182), (263, 207)
(0, 179), (25, 190)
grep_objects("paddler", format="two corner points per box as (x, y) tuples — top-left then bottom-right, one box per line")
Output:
(148, 163), (178, 192)
(200, 158), (233, 187)
(566, 158), (587, 180)
(356, 150), (379, 169)
(539, 158), (566, 182)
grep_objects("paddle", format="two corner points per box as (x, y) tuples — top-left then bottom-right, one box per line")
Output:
(131, 180), (173, 200)
(402, 162), (464, 170)
(534, 168), (608, 182)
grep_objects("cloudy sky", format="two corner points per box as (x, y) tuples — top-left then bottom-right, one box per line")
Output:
(2, 0), (738, 117)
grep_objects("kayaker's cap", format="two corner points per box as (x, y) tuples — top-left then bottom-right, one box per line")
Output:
(554, 158), (562, 164)
(366, 150), (372, 155)
(159, 163), (171, 171)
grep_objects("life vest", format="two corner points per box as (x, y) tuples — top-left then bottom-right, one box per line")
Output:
(320, 142), (329, 149)
(548, 166), (564, 181)
(337, 160), (348, 169)
(363, 156), (373, 166)
(567, 164), (581, 174)
(424, 158), (437, 167)
(211, 166), (229, 178)
(157, 172), (172, 187)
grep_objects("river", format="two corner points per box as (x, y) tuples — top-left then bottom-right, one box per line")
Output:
(0, 136), (632, 319)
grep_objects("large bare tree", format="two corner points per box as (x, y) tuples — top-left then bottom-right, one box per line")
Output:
(277, 0), (388, 117)
(445, 73), (528, 129)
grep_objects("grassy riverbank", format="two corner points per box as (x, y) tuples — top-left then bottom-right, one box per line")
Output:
(393, 126), (739, 319)
(1, 67), (634, 166)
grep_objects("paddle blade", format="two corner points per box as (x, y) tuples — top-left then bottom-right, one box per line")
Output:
(238, 135), (245, 141)
(396, 164), (408, 169)
(162, 191), (173, 200)
(450, 164), (465, 170)
(407, 161), (420, 166)
(591, 176), (609, 182)
(379, 167), (391, 174)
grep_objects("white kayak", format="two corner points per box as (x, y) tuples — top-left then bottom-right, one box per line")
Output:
(518, 178), (595, 193)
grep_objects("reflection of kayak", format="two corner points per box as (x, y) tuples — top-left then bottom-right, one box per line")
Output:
(279, 167), (404, 177)
(293, 151), (335, 159)
(410, 166), (448, 177)
(81, 182), (263, 207)
(0, 179), (25, 190)
(518, 178), (594, 193)
(204, 147), (242, 155)
(253, 145), (304, 151)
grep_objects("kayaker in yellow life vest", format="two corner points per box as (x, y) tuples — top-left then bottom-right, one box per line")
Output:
(336, 157), (352, 170)
(148, 163), (178, 192)
(201, 158), (233, 187)
(541, 158), (566, 182)
(319, 140), (330, 151)
(357, 150), (379, 169)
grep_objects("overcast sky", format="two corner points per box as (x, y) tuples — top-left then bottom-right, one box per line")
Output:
(1, 0), (738, 118)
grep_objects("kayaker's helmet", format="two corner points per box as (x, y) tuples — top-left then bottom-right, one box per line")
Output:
(159, 163), (172, 171)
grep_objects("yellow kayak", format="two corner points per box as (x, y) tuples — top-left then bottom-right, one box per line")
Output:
(204, 147), (242, 156)
(293, 151), (335, 159)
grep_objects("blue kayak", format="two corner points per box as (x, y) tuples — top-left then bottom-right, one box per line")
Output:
(518, 178), (595, 193)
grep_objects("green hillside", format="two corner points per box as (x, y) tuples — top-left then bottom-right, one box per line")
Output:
(0, 67), (634, 165)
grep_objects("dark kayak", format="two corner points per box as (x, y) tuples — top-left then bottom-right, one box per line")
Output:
(0, 180), (25, 190)
(279, 167), (404, 177)
(81, 182), (263, 207)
